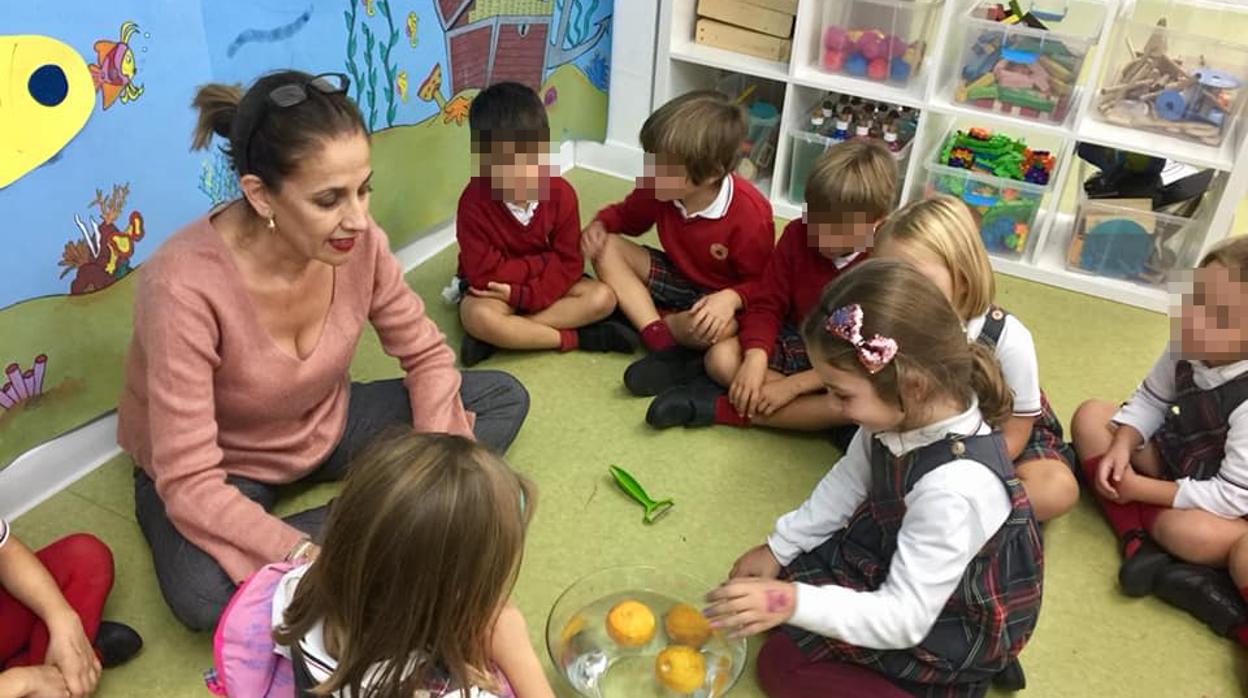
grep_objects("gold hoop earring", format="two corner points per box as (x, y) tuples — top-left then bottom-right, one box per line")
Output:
(267, 216), (276, 232)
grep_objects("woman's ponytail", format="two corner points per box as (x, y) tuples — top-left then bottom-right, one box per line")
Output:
(190, 83), (243, 151)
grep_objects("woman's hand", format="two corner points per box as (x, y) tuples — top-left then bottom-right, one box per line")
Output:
(730, 544), (782, 579)
(729, 351), (769, 417)
(704, 578), (796, 640)
(43, 612), (99, 698)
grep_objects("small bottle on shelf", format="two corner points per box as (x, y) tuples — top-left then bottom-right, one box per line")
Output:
(883, 125), (901, 152)
(854, 119), (871, 140)
(809, 113), (826, 134)
(831, 111), (851, 142)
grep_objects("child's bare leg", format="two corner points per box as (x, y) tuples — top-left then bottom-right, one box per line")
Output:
(704, 337), (743, 387)
(1070, 399), (1120, 461)
(593, 237), (661, 331)
(666, 311), (739, 350)
(1015, 459), (1080, 522)
(1071, 398), (1165, 472)
(460, 296), (560, 350)
(526, 279), (616, 329)
(1152, 509), (1248, 567)
(1229, 533), (1248, 588)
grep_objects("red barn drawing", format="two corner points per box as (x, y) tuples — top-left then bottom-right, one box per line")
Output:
(435, 0), (554, 94)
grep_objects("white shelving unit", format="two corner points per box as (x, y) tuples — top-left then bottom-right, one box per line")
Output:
(653, 0), (1248, 311)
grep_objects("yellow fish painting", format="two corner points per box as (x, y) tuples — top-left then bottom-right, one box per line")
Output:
(88, 21), (144, 110)
(396, 70), (408, 103)
(0, 35), (95, 188)
(405, 11), (418, 48)
(363, 0), (375, 17)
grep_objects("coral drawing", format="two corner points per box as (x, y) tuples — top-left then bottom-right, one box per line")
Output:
(58, 183), (145, 295)
(0, 355), (49, 411)
(344, 0), (403, 130)
(198, 151), (240, 206)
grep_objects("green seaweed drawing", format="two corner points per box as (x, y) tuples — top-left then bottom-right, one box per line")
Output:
(361, 22), (378, 130)
(343, 0), (362, 105)
(377, 0), (401, 127)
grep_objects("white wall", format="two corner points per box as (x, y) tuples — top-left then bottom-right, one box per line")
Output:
(574, 0), (658, 180)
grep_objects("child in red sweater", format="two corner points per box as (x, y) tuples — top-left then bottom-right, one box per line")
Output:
(456, 82), (637, 366)
(647, 140), (898, 431)
(580, 91), (776, 396)
(0, 520), (142, 697)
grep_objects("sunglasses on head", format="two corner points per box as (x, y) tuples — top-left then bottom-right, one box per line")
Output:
(241, 73), (352, 174)
(266, 72), (350, 107)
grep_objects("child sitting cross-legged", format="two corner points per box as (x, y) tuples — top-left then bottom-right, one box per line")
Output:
(455, 82), (637, 367)
(645, 140), (896, 432)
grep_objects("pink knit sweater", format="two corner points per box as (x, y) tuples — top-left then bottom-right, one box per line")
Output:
(118, 215), (473, 582)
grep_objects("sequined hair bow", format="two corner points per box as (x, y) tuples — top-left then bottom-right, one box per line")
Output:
(825, 304), (898, 374)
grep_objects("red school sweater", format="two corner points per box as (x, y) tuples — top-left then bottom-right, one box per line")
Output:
(738, 219), (870, 359)
(456, 176), (584, 314)
(594, 174), (775, 293)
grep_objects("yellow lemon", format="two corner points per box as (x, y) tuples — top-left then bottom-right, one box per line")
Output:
(655, 645), (706, 694)
(664, 603), (712, 648)
(605, 599), (656, 648)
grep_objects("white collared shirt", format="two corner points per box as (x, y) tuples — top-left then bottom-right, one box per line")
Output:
(831, 250), (863, 270)
(768, 402), (1013, 650)
(673, 174), (733, 220)
(1114, 349), (1248, 518)
(504, 201), (539, 226)
(966, 311), (1043, 416)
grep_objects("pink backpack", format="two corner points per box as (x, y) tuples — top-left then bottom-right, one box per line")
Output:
(204, 561), (297, 697)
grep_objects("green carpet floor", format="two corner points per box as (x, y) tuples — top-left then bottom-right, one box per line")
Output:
(12, 168), (1247, 696)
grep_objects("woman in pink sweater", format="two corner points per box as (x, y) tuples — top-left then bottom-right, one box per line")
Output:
(118, 71), (529, 631)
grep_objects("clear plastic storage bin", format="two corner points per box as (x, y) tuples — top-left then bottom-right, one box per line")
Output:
(820, 0), (943, 86)
(1092, 19), (1248, 147)
(918, 126), (1059, 259)
(788, 130), (911, 205)
(952, 0), (1106, 126)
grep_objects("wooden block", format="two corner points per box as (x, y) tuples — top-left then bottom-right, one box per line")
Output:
(739, 0), (798, 14)
(695, 18), (792, 63)
(697, 0), (794, 38)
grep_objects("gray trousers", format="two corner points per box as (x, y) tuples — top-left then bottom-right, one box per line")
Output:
(134, 371), (529, 631)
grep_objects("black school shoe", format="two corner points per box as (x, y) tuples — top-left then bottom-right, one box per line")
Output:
(1153, 563), (1248, 637)
(96, 621), (143, 668)
(1118, 534), (1177, 597)
(623, 347), (706, 397)
(459, 334), (497, 367)
(646, 376), (724, 429)
(578, 319), (640, 354)
(992, 658), (1026, 691)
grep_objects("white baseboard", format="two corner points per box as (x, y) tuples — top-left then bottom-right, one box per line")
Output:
(1, 139), (625, 517)
(0, 414), (121, 519)
(573, 140), (643, 181)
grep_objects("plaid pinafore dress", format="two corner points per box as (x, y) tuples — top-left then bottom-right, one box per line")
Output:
(781, 433), (1044, 698)
(1152, 360), (1248, 482)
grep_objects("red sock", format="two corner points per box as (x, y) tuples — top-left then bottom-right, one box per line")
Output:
(558, 329), (578, 352)
(640, 320), (677, 352)
(1081, 455), (1148, 558)
(714, 395), (750, 427)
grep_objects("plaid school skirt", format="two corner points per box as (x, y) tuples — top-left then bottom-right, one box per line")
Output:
(644, 246), (711, 312)
(1017, 391), (1077, 471)
(769, 325), (813, 376)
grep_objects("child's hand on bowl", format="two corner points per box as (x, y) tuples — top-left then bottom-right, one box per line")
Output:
(703, 578), (795, 640)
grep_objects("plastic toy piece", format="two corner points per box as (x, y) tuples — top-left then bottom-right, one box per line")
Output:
(609, 465), (674, 524)
(868, 58), (889, 81)
(844, 53), (869, 77)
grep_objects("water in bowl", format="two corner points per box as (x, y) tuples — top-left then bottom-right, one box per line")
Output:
(553, 589), (745, 698)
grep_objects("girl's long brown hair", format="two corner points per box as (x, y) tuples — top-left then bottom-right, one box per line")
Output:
(273, 432), (535, 697)
(802, 259), (1013, 428)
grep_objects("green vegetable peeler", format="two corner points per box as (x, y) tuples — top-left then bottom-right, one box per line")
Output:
(609, 465), (674, 524)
